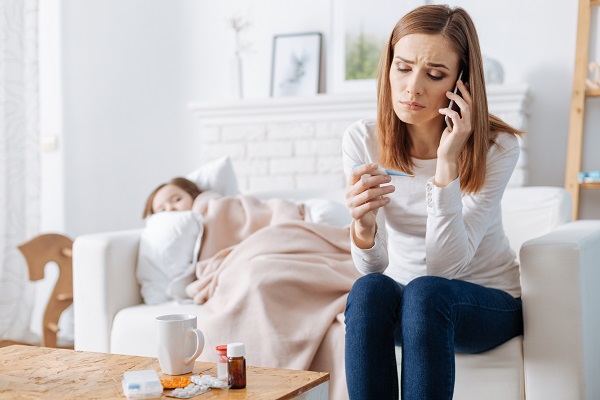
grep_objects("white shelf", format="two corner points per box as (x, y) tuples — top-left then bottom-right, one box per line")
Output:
(189, 84), (529, 127)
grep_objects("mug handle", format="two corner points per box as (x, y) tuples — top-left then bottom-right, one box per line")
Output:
(183, 328), (204, 365)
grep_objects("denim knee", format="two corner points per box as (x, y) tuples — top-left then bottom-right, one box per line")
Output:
(404, 275), (453, 297)
(402, 276), (454, 318)
(348, 274), (400, 306)
(345, 274), (402, 324)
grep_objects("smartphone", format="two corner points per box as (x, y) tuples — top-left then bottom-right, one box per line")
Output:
(445, 70), (463, 130)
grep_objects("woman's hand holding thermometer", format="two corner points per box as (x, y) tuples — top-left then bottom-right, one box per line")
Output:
(346, 163), (400, 248)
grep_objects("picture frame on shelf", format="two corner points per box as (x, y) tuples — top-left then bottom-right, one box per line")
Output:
(328, 0), (425, 94)
(270, 32), (322, 97)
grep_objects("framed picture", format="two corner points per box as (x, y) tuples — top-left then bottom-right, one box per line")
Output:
(270, 32), (322, 97)
(328, 0), (425, 94)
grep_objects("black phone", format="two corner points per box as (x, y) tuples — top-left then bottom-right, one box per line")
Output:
(445, 70), (463, 130)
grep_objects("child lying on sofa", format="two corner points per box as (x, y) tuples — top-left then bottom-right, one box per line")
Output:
(137, 176), (352, 305)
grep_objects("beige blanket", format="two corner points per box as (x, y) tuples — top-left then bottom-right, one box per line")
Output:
(183, 192), (361, 400)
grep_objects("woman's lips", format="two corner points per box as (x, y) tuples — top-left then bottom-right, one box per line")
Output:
(400, 101), (425, 110)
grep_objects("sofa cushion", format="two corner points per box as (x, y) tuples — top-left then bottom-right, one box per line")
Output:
(501, 186), (570, 256)
(395, 336), (524, 399)
(111, 302), (206, 358)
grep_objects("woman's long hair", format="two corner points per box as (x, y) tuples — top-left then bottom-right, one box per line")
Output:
(376, 5), (522, 193)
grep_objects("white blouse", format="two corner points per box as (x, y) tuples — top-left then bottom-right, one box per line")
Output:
(342, 118), (521, 297)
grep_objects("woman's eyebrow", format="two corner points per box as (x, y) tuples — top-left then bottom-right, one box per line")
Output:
(395, 56), (449, 70)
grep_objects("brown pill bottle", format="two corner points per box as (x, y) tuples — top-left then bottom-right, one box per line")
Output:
(227, 342), (246, 389)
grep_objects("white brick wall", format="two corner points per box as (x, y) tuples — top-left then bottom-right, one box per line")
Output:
(202, 119), (355, 192)
(190, 89), (528, 192)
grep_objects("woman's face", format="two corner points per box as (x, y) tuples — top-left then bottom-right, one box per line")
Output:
(389, 33), (461, 127)
(152, 184), (194, 214)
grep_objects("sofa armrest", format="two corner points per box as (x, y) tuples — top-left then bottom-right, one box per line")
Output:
(520, 220), (600, 400)
(72, 229), (143, 353)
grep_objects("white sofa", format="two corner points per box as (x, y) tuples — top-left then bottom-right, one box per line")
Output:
(73, 186), (600, 399)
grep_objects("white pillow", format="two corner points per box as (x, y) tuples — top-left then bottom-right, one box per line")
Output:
(136, 211), (204, 305)
(186, 156), (240, 196)
(304, 198), (352, 227)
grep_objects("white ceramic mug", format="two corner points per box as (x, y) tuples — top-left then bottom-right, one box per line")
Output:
(155, 314), (204, 375)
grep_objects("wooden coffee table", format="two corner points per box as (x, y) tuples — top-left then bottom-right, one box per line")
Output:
(0, 345), (329, 399)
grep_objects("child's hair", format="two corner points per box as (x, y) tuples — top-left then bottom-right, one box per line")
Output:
(142, 177), (202, 218)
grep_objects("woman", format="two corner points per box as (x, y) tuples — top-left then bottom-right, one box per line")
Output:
(342, 5), (523, 400)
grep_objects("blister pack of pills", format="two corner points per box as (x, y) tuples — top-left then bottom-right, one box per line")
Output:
(190, 374), (229, 389)
(161, 376), (191, 389)
(166, 383), (211, 399)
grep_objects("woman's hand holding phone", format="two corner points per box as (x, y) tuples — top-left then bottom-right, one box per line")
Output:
(437, 75), (473, 163)
(346, 163), (395, 248)
(435, 73), (474, 187)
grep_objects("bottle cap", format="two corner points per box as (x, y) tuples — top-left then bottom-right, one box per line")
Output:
(216, 345), (227, 352)
(227, 342), (245, 357)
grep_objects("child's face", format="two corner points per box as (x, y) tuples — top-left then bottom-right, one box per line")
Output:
(152, 184), (194, 214)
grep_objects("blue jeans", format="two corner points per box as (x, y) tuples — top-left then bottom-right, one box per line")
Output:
(344, 274), (523, 400)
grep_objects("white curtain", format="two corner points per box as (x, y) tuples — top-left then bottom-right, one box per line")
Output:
(0, 0), (40, 342)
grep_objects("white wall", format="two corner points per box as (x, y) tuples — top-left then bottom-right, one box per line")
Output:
(41, 0), (598, 238)
(451, 0), (599, 219)
(59, 0), (208, 235)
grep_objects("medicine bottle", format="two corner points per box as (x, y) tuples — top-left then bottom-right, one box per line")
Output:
(227, 342), (246, 389)
(215, 345), (228, 381)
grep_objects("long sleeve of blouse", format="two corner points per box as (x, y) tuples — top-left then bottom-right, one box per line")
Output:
(424, 134), (519, 278)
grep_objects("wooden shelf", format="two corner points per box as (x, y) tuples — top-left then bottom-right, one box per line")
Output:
(581, 182), (600, 189)
(565, 0), (598, 219)
(585, 89), (600, 97)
